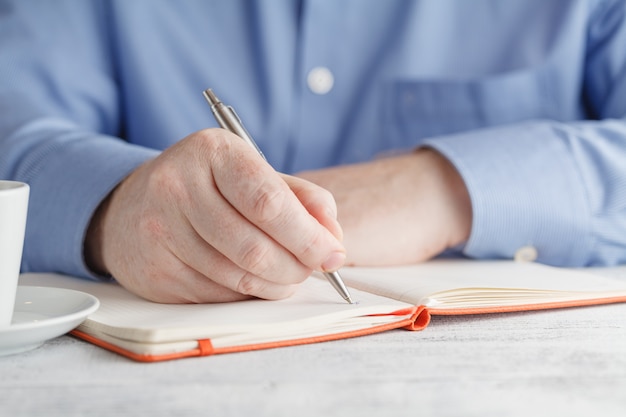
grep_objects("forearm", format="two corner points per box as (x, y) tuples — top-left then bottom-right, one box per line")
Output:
(297, 148), (472, 267)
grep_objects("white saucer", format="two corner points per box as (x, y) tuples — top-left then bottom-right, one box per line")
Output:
(0, 286), (99, 356)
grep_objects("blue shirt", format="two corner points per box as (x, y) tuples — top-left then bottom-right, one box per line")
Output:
(1, 0), (625, 279)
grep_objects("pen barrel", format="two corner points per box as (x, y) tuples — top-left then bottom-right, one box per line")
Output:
(212, 104), (266, 161)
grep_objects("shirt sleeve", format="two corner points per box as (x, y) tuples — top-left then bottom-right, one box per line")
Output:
(0, 1), (158, 278)
(425, 0), (626, 267)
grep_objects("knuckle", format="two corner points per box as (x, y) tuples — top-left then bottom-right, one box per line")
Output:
(189, 128), (223, 147)
(236, 273), (296, 300)
(237, 238), (272, 276)
(192, 128), (235, 165)
(250, 183), (287, 225)
(236, 272), (261, 296)
(198, 129), (226, 152)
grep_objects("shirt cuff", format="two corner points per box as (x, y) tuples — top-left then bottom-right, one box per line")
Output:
(423, 120), (593, 267)
(15, 120), (160, 279)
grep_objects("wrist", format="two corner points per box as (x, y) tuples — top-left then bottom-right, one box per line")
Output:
(415, 148), (472, 249)
(84, 190), (114, 276)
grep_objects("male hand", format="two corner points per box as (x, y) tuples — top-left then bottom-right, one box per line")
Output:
(297, 149), (472, 266)
(85, 129), (346, 303)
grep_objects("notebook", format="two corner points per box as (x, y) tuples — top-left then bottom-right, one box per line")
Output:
(19, 259), (626, 362)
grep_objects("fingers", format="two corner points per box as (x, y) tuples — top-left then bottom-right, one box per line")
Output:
(207, 141), (346, 273)
(162, 209), (303, 300)
(137, 266), (252, 304)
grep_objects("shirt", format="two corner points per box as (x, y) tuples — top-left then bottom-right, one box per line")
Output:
(0, 0), (625, 280)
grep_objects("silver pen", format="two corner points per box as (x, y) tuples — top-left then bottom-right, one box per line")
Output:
(203, 88), (354, 304)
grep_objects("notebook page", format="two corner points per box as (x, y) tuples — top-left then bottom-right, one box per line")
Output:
(340, 260), (626, 306)
(19, 273), (412, 344)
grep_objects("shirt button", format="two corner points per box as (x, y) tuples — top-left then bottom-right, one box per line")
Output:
(307, 66), (334, 95)
(514, 246), (538, 262)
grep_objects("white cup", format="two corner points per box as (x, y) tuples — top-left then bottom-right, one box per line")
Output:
(0, 181), (29, 327)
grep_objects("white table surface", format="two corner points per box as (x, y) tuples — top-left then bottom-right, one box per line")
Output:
(2, 267), (626, 417)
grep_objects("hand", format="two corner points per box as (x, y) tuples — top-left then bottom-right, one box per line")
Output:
(297, 149), (472, 266)
(84, 129), (345, 303)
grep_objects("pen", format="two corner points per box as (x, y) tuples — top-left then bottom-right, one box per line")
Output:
(203, 88), (354, 304)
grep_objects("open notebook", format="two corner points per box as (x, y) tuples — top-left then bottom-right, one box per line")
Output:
(19, 260), (626, 362)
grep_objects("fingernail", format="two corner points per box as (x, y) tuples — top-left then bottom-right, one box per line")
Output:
(322, 251), (346, 272)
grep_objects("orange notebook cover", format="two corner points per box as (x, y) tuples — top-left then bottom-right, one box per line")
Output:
(19, 260), (626, 362)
